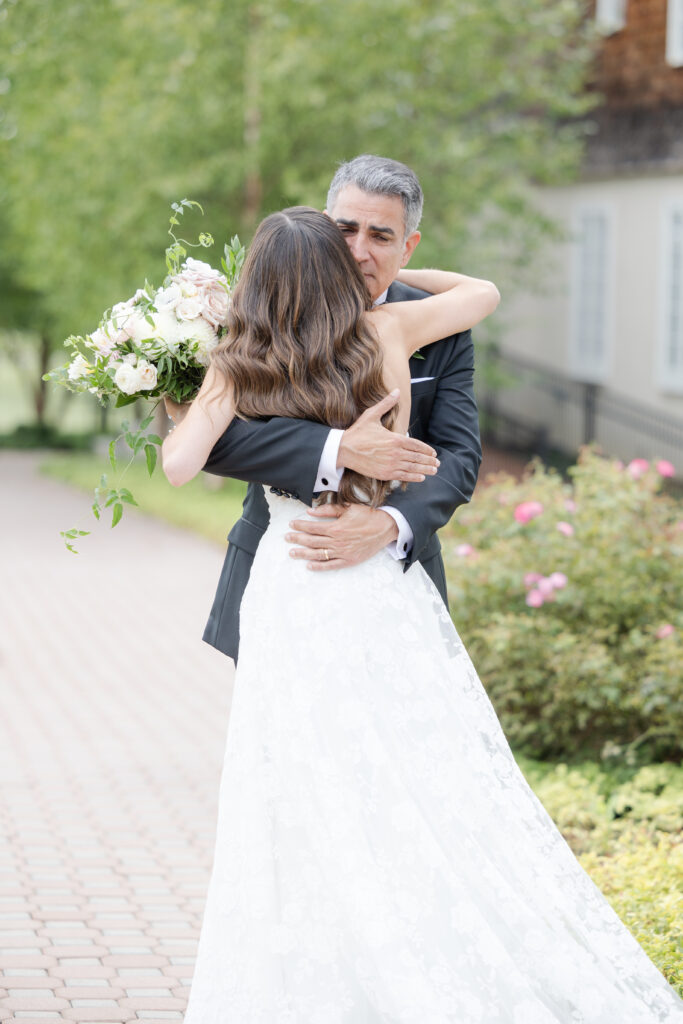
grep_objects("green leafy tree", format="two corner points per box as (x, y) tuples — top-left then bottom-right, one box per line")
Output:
(1, 0), (598, 425)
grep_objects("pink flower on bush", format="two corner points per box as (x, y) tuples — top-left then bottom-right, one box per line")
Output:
(627, 458), (649, 480)
(455, 543), (475, 557)
(655, 623), (675, 639)
(564, 498), (577, 513)
(514, 500), (544, 524)
(556, 521), (575, 537)
(524, 571), (568, 607)
(537, 577), (556, 598)
(656, 460), (675, 478)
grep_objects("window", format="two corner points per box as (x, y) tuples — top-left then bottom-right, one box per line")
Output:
(595, 0), (627, 34)
(569, 205), (614, 384)
(667, 0), (683, 66)
(658, 204), (683, 392)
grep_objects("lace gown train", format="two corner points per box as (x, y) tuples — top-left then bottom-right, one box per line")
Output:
(183, 488), (683, 1023)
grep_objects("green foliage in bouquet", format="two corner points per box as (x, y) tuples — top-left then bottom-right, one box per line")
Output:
(443, 448), (683, 763)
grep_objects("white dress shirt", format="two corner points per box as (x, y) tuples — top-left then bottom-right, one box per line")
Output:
(313, 286), (415, 560)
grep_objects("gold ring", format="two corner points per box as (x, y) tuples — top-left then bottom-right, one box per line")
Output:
(323, 549), (330, 561)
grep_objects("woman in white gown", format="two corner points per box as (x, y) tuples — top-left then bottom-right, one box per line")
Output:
(163, 207), (683, 1023)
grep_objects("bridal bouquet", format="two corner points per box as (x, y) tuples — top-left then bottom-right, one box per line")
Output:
(45, 200), (244, 550)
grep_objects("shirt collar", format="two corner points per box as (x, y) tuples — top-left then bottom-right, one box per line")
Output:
(372, 287), (389, 307)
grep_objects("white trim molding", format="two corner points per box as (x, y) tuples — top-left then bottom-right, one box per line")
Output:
(595, 0), (627, 35)
(657, 201), (683, 394)
(568, 203), (616, 385)
(667, 0), (683, 66)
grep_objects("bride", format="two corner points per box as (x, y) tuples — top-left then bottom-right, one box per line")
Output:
(162, 207), (683, 1022)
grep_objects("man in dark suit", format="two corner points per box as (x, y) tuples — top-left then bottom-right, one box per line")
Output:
(202, 155), (482, 662)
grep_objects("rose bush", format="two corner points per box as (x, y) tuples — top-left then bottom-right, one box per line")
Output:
(443, 447), (683, 762)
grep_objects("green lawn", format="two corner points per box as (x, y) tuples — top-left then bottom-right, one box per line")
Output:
(40, 451), (247, 544)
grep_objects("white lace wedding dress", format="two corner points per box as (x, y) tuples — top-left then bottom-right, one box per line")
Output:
(183, 487), (683, 1023)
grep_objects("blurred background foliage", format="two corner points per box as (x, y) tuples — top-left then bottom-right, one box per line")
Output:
(0, 0), (597, 429)
(443, 448), (683, 764)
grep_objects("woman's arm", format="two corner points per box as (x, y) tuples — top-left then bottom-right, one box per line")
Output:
(161, 364), (235, 487)
(374, 268), (500, 358)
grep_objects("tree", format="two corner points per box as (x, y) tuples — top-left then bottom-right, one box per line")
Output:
(0, 0), (598, 425)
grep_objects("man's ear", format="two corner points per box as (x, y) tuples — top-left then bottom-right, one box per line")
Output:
(401, 231), (421, 267)
(323, 208), (331, 220)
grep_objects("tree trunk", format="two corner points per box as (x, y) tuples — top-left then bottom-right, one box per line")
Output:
(243, 5), (262, 228)
(32, 335), (51, 427)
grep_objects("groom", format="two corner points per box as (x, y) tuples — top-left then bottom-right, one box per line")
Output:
(201, 154), (482, 661)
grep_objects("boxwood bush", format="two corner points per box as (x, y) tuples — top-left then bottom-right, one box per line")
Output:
(519, 756), (683, 995)
(443, 448), (682, 762)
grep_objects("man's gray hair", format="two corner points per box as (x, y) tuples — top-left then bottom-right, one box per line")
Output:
(327, 155), (423, 238)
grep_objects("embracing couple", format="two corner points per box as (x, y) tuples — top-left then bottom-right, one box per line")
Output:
(163, 156), (683, 1022)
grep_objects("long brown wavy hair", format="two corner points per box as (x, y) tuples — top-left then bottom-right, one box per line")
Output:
(209, 206), (397, 506)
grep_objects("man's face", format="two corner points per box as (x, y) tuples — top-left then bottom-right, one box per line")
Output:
(326, 184), (420, 301)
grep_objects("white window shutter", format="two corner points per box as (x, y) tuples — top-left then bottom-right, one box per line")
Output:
(658, 204), (683, 392)
(667, 0), (683, 66)
(595, 0), (627, 34)
(569, 206), (614, 384)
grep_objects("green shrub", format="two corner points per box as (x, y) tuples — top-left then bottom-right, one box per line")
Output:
(444, 448), (683, 761)
(518, 756), (683, 994)
(0, 422), (94, 450)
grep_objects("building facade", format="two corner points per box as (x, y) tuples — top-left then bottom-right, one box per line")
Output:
(492, 0), (683, 469)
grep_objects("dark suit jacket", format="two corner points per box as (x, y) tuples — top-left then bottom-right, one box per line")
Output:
(201, 280), (482, 660)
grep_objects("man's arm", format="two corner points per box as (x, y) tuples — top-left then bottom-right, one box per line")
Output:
(382, 327), (482, 568)
(202, 416), (331, 505)
(202, 397), (439, 503)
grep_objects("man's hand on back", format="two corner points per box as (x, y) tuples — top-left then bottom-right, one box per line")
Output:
(285, 503), (399, 571)
(338, 390), (439, 482)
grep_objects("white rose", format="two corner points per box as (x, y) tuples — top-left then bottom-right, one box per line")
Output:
(179, 317), (218, 366)
(88, 327), (117, 357)
(114, 362), (141, 395)
(201, 280), (230, 330)
(178, 277), (199, 298)
(176, 296), (204, 321)
(154, 283), (182, 313)
(68, 354), (92, 382)
(136, 358), (158, 391)
(112, 298), (135, 317)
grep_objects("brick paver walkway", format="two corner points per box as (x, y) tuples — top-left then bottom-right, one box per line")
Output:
(0, 452), (235, 1023)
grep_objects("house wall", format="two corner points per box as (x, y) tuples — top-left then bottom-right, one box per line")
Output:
(500, 173), (683, 420)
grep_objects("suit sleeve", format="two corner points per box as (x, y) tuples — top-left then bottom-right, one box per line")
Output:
(202, 416), (332, 506)
(382, 328), (482, 568)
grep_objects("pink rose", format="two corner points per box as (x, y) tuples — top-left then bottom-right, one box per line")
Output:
(537, 577), (556, 598)
(655, 624), (675, 639)
(656, 460), (675, 478)
(201, 280), (230, 330)
(549, 572), (568, 589)
(455, 543), (475, 557)
(514, 500), (544, 524)
(523, 572), (543, 589)
(627, 458), (649, 479)
(556, 521), (575, 537)
(526, 589), (544, 608)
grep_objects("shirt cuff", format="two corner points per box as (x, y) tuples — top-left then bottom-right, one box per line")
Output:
(380, 506), (414, 560)
(314, 428), (345, 492)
